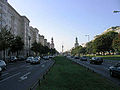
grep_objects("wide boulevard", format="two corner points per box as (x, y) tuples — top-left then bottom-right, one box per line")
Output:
(0, 59), (54, 90)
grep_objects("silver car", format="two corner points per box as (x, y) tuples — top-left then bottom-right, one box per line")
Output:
(0, 60), (6, 70)
(26, 57), (34, 63)
(0, 67), (2, 76)
(31, 57), (40, 64)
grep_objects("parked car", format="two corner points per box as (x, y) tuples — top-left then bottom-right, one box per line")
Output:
(90, 57), (103, 64)
(31, 57), (40, 64)
(109, 62), (120, 77)
(0, 60), (6, 70)
(70, 56), (74, 58)
(74, 56), (80, 59)
(43, 56), (49, 60)
(26, 57), (34, 63)
(9, 56), (18, 62)
(80, 56), (87, 61)
(0, 67), (2, 77)
(17, 56), (26, 61)
(49, 56), (54, 59)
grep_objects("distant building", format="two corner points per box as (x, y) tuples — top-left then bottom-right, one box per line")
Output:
(50, 37), (54, 49)
(74, 37), (79, 48)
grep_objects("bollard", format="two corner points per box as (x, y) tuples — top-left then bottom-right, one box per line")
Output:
(39, 79), (40, 86)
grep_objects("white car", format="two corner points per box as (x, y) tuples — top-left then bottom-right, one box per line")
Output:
(26, 57), (34, 63)
(0, 60), (6, 70)
(0, 67), (2, 76)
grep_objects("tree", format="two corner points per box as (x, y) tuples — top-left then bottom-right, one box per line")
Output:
(112, 34), (120, 53)
(93, 31), (118, 54)
(31, 41), (39, 56)
(0, 26), (14, 60)
(86, 41), (94, 54)
(10, 36), (24, 56)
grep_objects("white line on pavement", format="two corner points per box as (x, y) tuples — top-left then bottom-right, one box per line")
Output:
(19, 72), (31, 81)
(0, 72), (21, 83)
(1, 73), (9, 76)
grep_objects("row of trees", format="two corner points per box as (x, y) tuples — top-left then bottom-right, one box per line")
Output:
(0, 26), (58, 60)
(31, 42), (58, 56)
(71, 31), (120, 56)
(0, 26), (24, 60)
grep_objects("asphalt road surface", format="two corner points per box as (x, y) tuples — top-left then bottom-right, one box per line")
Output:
(0, 59), (54, 90)
(69, 57), (120, 86)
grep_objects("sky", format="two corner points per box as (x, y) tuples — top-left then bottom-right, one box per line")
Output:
(8, 0), (120, 52)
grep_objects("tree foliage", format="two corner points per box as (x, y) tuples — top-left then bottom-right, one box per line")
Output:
(10, 36), (24, 54)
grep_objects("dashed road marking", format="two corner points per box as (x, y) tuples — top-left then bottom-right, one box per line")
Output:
(0, 72), (21, 83)
(19, 72), (31, 81)
(2, 73), (9, 76)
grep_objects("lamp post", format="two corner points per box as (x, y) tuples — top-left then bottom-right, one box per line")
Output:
(85, 35), (90, 42)
(85, 35), (90, 56)
(28, 36), (31, 56)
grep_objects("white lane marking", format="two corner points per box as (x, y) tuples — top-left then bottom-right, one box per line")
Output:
(19, 72), (31, 81)
(41, 64), (45, 67)
(2, 73), (9, 76)
(0, 72), (21, 83)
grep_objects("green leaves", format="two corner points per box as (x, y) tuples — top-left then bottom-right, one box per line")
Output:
(0, 26), (14, 51)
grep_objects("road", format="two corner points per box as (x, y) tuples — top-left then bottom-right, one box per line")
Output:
(0, 59), (54, 90)
(69, 57), (120, 86)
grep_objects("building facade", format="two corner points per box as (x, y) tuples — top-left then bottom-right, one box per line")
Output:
(0, 0), (52, 59)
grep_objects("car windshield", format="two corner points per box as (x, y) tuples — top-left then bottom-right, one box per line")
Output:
(34, 58), (38, 60)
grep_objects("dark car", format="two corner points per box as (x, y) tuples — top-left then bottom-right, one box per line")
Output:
(80, 56), (87, 61)
(74, 56), (80, 59)
(17, 56), (26, 61)
(70, 56), (74, 58)
(109, 62), (120, 77)
(9, 56), (18, 62)
(90, 57), (103, 64)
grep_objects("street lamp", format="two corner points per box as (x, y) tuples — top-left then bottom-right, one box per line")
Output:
(85, 35), (90, 42)
(28, 36), (31, 56)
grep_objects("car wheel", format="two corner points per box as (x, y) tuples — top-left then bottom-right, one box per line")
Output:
(110, 71), (115, 77)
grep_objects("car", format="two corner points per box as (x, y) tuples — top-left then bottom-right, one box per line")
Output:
(0, 60), (6, 70)
(74, 56), (80, 59)
(26, 57), (34, 63)
(109, 62), (120, 77)
(43, 56), (49, 60)
(49, 56), (54, 59)
(90, 57), (103, 64)
(70, 56), (74, 58)
(0, 67), (2, 77)
(80, 56), (87, 61)
(9, 56), (18, 62)
(31, 57), (40, 64)
(17, 56), (26, 61)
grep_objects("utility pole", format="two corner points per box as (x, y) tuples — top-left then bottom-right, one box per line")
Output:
(62, 45), (64, 53)
(85, 35), (90, 42)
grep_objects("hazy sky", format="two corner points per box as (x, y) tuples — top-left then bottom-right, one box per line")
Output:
(8, 0), (120, 52)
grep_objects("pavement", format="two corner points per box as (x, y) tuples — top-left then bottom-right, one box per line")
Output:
(0, 59), (54, 90)
(69, 57), (120, 86)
